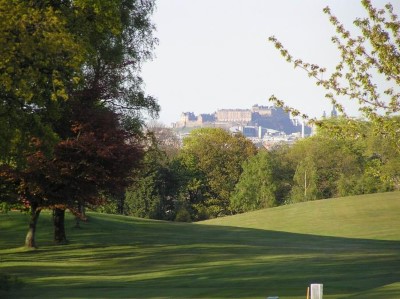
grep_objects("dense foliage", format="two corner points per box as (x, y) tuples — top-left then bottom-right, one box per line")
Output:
(177, 128), (257, 218)
(230, 150), (277, 212)
(0, 0), (158, 247)
(125, 117), (399, 221)
(123, 128), (257, 221)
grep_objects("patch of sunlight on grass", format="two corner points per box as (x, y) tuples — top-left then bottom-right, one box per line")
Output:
(201, 191), (400, 240)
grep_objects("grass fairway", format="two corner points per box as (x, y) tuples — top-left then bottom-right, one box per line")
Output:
(1, 192), (399, 298)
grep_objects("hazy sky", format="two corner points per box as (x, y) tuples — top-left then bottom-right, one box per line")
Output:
(141, 0), (391, 125)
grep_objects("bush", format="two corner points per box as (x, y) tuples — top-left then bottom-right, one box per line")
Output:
(174, 207), (191, 222)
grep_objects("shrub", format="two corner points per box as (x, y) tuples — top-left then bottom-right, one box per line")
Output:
(174, 207), (191, 222)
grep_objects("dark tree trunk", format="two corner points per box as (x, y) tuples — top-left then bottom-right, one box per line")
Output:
(25, 204), (41, 248)
(116, 190), (125, 215)
(53, 208), (68, 245)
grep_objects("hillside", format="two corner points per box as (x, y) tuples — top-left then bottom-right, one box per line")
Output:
(1, 192), (399, 298)
(201, 191), (400, 240)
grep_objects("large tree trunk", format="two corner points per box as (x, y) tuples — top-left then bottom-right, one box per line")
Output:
(53, 208), (68, 245)
(25, 204), (41, 248)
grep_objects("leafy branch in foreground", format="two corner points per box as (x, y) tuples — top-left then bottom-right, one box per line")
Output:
(268, 0), (400, 150)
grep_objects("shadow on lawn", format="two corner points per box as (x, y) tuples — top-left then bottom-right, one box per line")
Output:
(1, 213), (400, 298)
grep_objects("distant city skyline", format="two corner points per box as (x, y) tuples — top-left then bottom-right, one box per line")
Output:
(172, 104), (311, 137)
(169, 102), (339, 124)
(141, 0), (389, 126)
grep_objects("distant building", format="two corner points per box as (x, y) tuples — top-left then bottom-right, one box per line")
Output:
(180, 112), (196, 124)
(198, 113), (215, 123)
(322, 105), (338, 119)
(331, 105), (338, 118)
(251, 104), (272, 116)
(174, 112), (216, 128)
(216, 109), (252, 123)
(173, 104), (312, 136)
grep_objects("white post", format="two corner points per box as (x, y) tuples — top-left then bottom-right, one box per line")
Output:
(310, 284), (323, 299)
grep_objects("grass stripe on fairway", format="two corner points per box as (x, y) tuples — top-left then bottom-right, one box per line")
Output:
(0, 191), (399, 298)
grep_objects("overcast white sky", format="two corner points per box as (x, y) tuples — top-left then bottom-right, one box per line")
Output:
(141, 0), (392, 126)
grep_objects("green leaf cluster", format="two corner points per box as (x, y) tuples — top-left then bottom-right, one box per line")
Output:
(231, 150), (277, 212)
(178, 128), (257, 218)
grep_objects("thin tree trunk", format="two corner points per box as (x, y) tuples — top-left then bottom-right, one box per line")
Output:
(75, 203), (86, 228)
(53, 208), (68, 245)
(25, 204), (41, 248)
(80, 204), (86, 220)
(116, 190), (125, 215)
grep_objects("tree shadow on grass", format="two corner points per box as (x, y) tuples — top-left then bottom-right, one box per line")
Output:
(1, 213), (400, 298)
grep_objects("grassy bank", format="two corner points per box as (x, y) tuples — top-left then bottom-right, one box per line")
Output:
(1, 192), (399, 298)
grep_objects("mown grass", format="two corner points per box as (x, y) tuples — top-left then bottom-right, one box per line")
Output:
(202, 192), (400, 240)
(0, 191), (399, 298)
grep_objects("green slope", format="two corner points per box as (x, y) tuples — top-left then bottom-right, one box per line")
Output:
(201, 191), (400, 240)
(0, 192), (399, 299)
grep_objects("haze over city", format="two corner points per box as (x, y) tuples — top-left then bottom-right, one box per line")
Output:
(141, 0), (388, 126)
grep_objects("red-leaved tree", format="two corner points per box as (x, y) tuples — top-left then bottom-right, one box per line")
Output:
(14, 106), (143, 247)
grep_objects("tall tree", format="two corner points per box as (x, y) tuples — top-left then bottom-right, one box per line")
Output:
(15, 107), (143, 246)
(0, 0), (158, 247)
(268, 144), (296, 205)
(124, 134), (170, 219)
(67, 0), (159, 128)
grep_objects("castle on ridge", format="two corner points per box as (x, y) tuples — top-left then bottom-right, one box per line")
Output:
(173, 104), (311, 136)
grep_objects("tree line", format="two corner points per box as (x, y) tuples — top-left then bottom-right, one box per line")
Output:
(117, 118), (399, 222)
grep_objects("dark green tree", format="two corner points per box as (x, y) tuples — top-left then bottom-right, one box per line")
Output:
(268, 144), (296, 205)
(124, 135), (170, 219)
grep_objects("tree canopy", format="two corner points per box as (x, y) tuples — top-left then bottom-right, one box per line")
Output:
(230, 150), (277, 213)
(0, 0), (158, 247)
(0, 0), (83, 164)
(178, 128), (257, 218)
